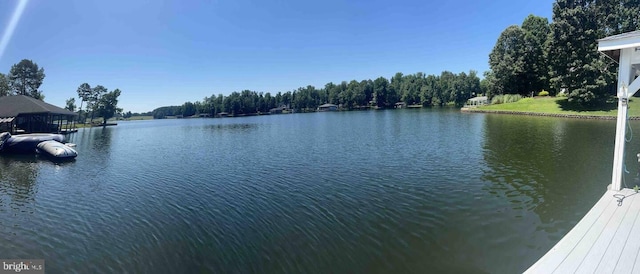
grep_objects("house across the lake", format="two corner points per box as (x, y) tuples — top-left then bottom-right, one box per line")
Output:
(0, 95), (77, 134)
(394, 102), (407, 109)
(318, 103), (338, 111)
(465, 96), (488, 107)
(269, 107), (284, 114)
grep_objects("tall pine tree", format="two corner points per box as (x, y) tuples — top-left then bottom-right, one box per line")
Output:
(522, 15), (550, 95)
(547, 0), (639, 106)
(489, 25), (526, 96)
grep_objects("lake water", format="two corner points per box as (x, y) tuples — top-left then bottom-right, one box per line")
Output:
(0, 109), (637, 273)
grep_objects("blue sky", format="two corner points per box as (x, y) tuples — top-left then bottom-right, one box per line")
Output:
(0, 0), (554, 113)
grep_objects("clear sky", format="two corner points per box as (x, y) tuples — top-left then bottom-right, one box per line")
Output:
(0, 0), (554, 113)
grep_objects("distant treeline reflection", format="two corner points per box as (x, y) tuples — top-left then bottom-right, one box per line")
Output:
(203, 124), (257, 131)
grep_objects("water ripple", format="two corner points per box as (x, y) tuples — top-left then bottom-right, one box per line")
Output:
(0, 111), (619, 273)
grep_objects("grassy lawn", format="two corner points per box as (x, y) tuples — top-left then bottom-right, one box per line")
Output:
(476, 97), (640, 117)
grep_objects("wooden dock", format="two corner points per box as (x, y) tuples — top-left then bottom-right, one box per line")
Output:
(526, 187), (640, 273)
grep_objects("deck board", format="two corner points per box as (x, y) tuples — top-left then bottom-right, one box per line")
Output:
(526, 188), (640, 273)
(596, 190), (640, 273)
(615, 193), (640, 273)
(581, 189), (638, 272)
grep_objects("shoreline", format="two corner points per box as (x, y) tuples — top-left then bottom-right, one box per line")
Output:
(461, 107), (640, 120)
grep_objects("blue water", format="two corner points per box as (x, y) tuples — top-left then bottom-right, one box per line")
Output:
(0, 109), (632, 273)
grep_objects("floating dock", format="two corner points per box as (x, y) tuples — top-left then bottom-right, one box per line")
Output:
(526, 188), (640, 273)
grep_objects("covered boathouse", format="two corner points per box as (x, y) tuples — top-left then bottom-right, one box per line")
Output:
(0, 95), (77, 134)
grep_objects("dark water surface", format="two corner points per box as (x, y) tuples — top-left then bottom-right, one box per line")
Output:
(1, 109), (636, 273)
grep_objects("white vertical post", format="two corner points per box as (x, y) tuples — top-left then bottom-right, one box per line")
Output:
(611, 48), (634, 191)
(611, 97), (628, 191)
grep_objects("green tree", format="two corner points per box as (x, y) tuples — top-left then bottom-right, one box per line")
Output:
(482, 70), (500, 98)
(214, 94), (224, 114)
(347, 80), (363, 109)
(326, 82), (340, 105)
(89, 85), (108, 123)
(95, 89), (122, 125)
(76, 83), (92, 122)
(547, 0), (609, 106)
(439, 71), (456, 105)
(182, 101), (196, 116)
(373, 77), (389, 108)
(8, 59), (45, 99)
(65, 97), (76, 112)
(521, 15), (550, 95)
(359, 79), (374, 106)
(0, 73), (10, 97)
(386, 73), (401, 106)
(336, 81), (353, 109)
(489, 25), (526, 96)
(420, 75), (438, 106)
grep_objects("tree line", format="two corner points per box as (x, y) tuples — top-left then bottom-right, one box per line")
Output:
(0, 59), (46, 99)
(69, 83), (122, 125)
(152, 71), (481, 118)
(0, 58), (123, 125)
(486, 0), (640, 107)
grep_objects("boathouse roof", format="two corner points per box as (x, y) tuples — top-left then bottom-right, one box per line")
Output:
(597, 30), (640, 62)
(0, 95), (77, 118)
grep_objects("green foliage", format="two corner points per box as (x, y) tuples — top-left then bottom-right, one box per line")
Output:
(0, 73), (9, 97)
(487, 1), (639, 108)
(95, 88), (122, 124)
(491, 94), (523, 105)
(8, 59), (45, 99)
(88, 85), (108, 123)
(76, 83), (92, 114)
(547, 0), (639, 106)
(75, 83), (122, 124)
(65, 97), (76, 112)
(538, 90), (549, 96)
(152, 71), (480, 117)
(489, 25), (526, 96)
(521, 15), (550, 95)
(182, 101), (196, 116)
(488, 15), (550, 98)
(634, 185), (639, 193)
(373, 77), (389, 107)
(547, 0), (610, 106)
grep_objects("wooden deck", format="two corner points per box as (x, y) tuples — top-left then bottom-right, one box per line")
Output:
(526, 188), (640, 273)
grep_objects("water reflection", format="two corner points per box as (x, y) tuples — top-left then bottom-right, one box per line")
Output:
(0, 154), (39, 206)
(203, 123), (258, 132)
(3, 112), (637, 273)
(90, 127), (113, 151)
(482, 114), (616, 230)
